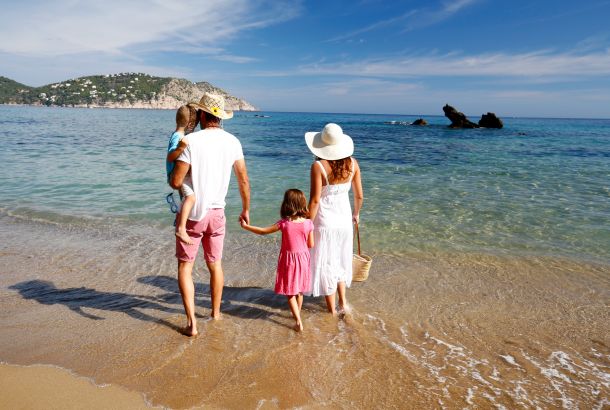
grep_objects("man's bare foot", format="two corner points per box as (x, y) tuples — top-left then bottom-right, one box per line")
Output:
(175, 229), (194, 245)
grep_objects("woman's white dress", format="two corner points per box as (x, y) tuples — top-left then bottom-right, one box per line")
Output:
(309, 160), (353, 297)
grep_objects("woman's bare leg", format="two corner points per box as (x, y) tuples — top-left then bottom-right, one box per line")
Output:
(325, 293), (336, 315)
(337, 281), (348, 312)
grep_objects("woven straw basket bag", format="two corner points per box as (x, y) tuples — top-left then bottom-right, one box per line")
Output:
(352, 222), (372, 282)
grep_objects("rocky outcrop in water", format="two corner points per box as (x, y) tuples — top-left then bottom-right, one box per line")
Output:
(443, 104), (479, 128)
(412, 118), (428, 126)
(478, 112), (503, 129)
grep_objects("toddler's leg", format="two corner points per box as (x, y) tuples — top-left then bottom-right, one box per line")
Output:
(176, 193), (195, 245)
(286, 295), (303, 331)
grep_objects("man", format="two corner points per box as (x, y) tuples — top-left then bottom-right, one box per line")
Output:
(170, 92), (250, 337)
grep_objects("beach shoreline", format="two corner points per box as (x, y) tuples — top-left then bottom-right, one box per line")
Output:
(1, 214), (608, 409)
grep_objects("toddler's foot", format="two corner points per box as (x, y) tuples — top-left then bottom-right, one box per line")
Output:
(175, 228), (194, 245)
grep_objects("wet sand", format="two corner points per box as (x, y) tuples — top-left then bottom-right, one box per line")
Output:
(0, 215), (608, 408)
(0, 363), (153, 409)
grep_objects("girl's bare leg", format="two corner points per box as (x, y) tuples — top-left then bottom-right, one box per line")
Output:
(176, 194), (195, 245)
(297, 293), (303, 312)
(287, 295), (303, 331)
(324, 293), (336, 315)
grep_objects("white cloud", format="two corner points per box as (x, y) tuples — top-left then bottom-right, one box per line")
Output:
(292, 49), (610, 78)
(0, 0), (300, 56)
(326, 0), (478, 43)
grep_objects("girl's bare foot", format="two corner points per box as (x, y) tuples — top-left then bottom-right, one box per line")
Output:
(175, 228), (194, 245)
(294, 322), (303, 332)
(211, 312), (222, 321)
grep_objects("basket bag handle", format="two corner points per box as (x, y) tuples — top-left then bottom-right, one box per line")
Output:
(354, 221), (362, 255)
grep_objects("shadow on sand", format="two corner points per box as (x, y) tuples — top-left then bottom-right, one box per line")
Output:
(9, 280), (184, 332)
(138, 275), (322, 329)
(9, 276), (324, 333)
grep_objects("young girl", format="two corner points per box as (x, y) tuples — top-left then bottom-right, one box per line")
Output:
(166, 104), (199, 245)
(240, 189), (314, 331)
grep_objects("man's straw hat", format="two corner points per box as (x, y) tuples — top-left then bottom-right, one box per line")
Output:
(189, 92), (233, 120)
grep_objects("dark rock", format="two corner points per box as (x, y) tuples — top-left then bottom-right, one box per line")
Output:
(411, 118), (428, 126)
(442, 104), (479, 128)
(478, 112), (503, 128)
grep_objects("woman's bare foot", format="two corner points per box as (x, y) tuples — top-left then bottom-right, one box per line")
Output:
(183, 324), (198, 337)
(338, 303), (351, 315)
(211, 312), (222, 321)
(175, 228), (194, 245)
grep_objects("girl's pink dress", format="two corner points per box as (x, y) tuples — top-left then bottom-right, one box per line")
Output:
(275, 219), (314, 295)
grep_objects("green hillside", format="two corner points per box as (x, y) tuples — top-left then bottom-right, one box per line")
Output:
(0, 73), (172, 106)
(0, 73), (257, 110)
(0, 77), (33, 103)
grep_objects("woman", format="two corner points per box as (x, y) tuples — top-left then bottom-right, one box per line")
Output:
(305, 123), (364, 314)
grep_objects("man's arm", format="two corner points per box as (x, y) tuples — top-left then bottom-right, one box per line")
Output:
(170, 160), (189, 189)
(233, 158), (250, 224)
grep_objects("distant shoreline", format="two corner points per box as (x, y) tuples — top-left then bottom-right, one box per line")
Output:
(0, 102), (258, 111)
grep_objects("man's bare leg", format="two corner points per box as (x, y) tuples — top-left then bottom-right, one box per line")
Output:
(206, 260), (224, 320)
(178, 260), (198, 336)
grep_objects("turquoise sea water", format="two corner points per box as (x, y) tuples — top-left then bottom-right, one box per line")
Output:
(1, 105), (609, 263)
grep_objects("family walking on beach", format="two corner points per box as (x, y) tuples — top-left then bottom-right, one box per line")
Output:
(166, 92), (363, 336)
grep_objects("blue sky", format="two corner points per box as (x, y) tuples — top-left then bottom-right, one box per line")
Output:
(1, 0), (610, 118)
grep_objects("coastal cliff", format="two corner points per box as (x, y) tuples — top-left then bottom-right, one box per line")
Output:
(0, 73), (258, 111)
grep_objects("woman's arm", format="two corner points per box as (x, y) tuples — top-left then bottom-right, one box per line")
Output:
(308, 163), (322, 221)
(240, 221), (280, 235)
(351, 158), (364, 224)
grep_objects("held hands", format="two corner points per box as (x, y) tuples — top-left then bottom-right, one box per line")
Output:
(353, 214), (360, 224)
(239, 210), (250, 226)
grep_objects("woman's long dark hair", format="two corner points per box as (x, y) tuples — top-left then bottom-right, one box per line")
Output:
(318, 157), (351, 183)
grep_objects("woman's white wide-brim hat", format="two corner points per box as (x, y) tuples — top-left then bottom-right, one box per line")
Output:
(305, 123), (354, 160)
(189, 92), (233, 120)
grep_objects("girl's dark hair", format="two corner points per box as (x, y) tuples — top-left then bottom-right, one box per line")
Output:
(317, 157), (352, 183)
(280, 189), (308, 219)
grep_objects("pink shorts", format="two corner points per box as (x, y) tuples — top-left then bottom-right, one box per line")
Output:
(176, 209), (226, 263)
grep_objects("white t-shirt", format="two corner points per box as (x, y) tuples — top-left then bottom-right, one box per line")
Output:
(177, 127), (244, 221)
